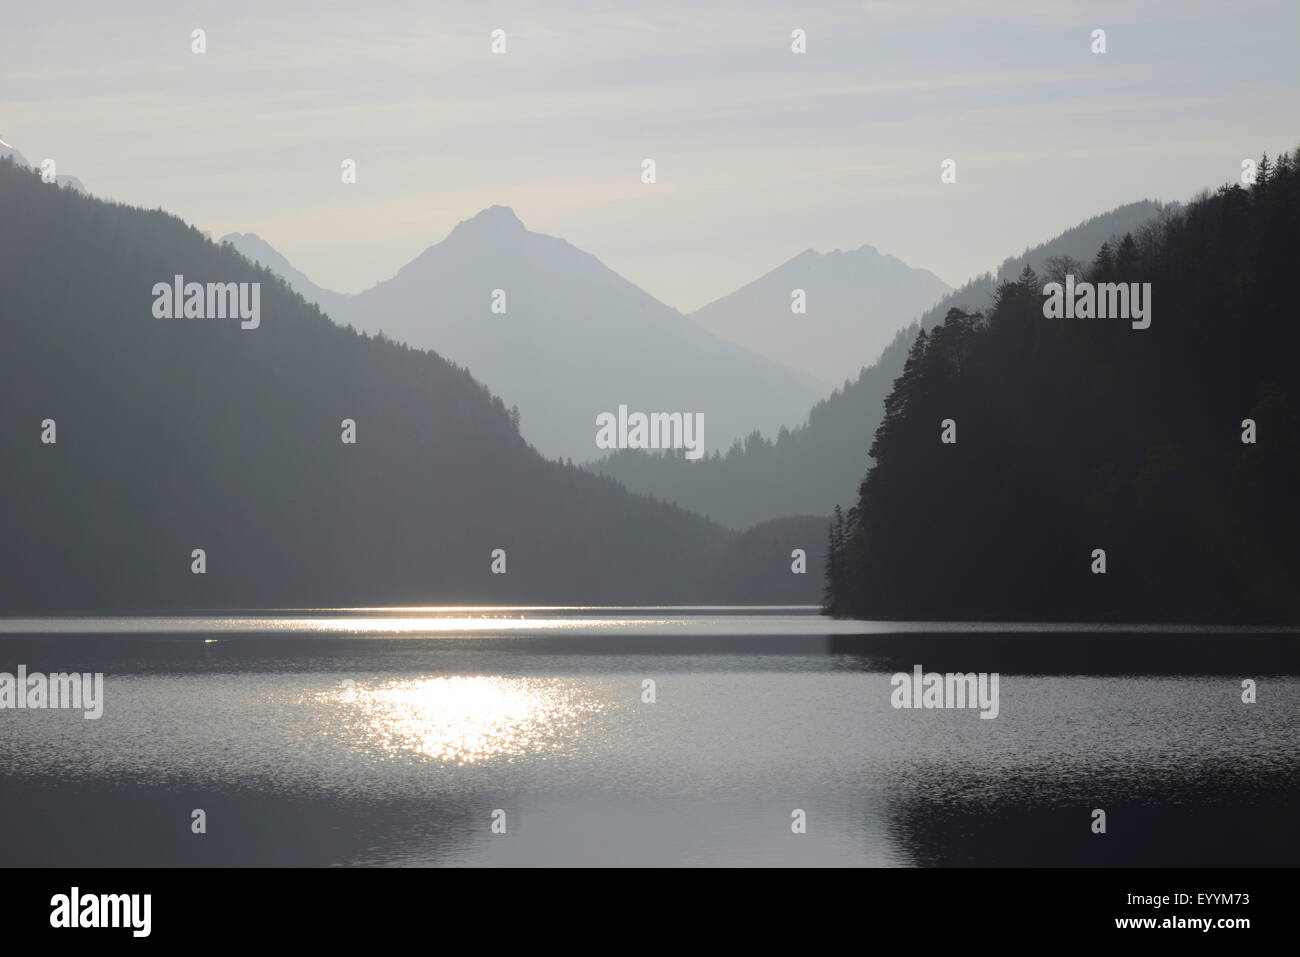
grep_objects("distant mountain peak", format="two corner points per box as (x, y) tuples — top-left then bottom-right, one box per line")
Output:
(220, 231), (271, 253)
(793, 244), (886, 263)
(218, 231), (348, 318)
(693, 240), (953, 388)
(449, 205), (526, 239)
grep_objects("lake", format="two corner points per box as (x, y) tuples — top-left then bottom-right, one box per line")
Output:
(1, 607), (1295, 866)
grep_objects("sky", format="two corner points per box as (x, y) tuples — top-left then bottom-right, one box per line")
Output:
(3, 0), (1297, 312)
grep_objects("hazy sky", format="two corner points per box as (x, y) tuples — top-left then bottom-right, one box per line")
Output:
(4, 0), (1297, 312)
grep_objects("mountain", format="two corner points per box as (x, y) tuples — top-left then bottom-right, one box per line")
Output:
(0, 134), (87, 194)
(690, 245), (950, 388)
(589, 200), (1170, 529)
(827, 148), (1300, 622)
(307, 206), (826, 463)
(219, 232), (351, 319)
(0, 157), (824, 611)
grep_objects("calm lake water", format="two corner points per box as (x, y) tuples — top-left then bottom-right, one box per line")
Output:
(1, 608), (1296, 867)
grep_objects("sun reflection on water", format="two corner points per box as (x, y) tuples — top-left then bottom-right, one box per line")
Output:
(319, 676), (604, 765)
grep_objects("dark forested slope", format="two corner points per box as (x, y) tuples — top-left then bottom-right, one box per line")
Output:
(826, 152), (1299, 622)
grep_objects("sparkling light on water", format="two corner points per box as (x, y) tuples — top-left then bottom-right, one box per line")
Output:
(318, 675), (605, 764)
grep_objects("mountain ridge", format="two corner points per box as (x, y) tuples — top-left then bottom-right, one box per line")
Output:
(0, 158), (825, 611)
(590, 199), (1170, 528)
(229, 208), (827, 463)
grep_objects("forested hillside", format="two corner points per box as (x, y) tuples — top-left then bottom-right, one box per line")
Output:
(826, 152), (1299, 622)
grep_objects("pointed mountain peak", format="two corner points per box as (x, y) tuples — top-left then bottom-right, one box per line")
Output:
(220, 232), (286, 265)
(448, 205), (526, 240)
